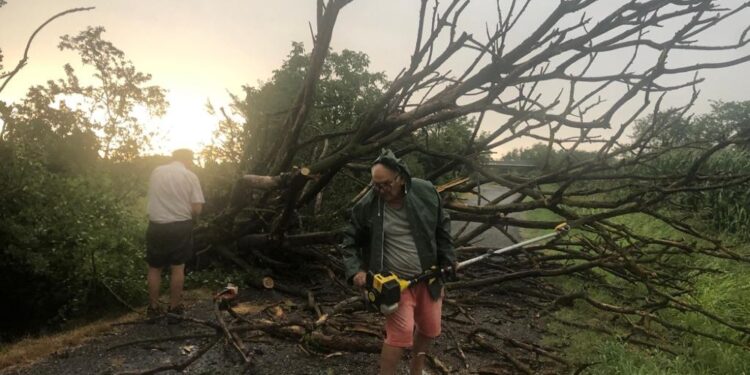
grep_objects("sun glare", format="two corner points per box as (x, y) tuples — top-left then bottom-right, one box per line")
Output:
(147, 91), (222, 155)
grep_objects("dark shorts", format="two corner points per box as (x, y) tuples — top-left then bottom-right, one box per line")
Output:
(146, 220), (194, 268)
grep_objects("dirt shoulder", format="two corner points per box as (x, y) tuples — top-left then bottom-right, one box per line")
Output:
(0, 311), (140, 372)
(1, 275), (565, 375)
(1, 187), (569, 374)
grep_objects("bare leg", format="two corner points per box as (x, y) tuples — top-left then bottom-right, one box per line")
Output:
(380, 343), (404, 375)
(410, 333), (433, 375)
(147, 266), (163, 308)
(169, 264), (185, 309)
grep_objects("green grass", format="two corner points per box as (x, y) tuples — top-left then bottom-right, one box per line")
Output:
(520, 206), (750, 374)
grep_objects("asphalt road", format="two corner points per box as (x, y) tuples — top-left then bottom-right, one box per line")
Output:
(451, 183), (520, 249)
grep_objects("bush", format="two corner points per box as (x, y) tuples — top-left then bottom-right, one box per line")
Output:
(0, 149), (146, 341)
(641, 148), (750, 240)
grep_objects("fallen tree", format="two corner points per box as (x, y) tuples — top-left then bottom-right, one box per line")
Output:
(183, 0), (750, 371)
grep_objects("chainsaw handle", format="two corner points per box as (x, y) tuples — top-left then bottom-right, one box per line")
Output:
(406, 223), (571, 286)
(406, 265), (454, 285)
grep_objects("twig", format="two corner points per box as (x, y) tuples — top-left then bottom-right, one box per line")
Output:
(214, 302), (251, 364)
(107, 334), (214, 351)
(426, 354), (452, 375)
(0, 7), (95, 93)
(471, 333), (533, 375)
(117, 336), (220, 375)
(443, 323), (469, 369)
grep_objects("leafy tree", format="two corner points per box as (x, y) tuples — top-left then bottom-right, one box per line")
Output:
(237, 42), (387, 174)
(56, 26), (167, 160)
(1, 81), (98, 173)
(502, 143), (597, 172)
(201, 102), (244, 166)
(411, 116), (478, 179)
(633, 101), (750, 149)
(215, 42), (481, 179)
(206, 44), (480, 228)
(0, 24), (166, 340)
(2, 26), (167, 163)
(632, 101), (750, 239)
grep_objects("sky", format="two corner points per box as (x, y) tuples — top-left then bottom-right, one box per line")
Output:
(1, 0), (749, 156)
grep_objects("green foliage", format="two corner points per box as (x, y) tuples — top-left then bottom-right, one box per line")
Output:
(203, 44), (481, 230)
(185, 268), (249, 290)
(2, 82), (98, 173)
(0, 145), (146, 340)
(634, 101), (750, 149)
(56, 26), (167, 160)
(201, 101), (244, 166)
(586, 341), (695, 375)
(199, 104), (246, 211)
(197, 44), (390, 229)
(527, 201), (750, 374)
(236, 42), (387, 173)
(502, 142), (598, 172)
(0, 26), (169, 341)
(633, 102), (750, 240)
(409, 116), (478, 181)
(701, 151), (750, 238)
(569, 241), (750, 374)
(2, 26), (167, 162)
(203, 44), (479, 230)
(195, 158), (242, 213)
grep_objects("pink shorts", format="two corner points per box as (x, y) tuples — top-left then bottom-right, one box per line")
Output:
(384, 282), (443, 348)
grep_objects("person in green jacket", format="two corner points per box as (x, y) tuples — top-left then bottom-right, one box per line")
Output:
(341, 149), (456, 375)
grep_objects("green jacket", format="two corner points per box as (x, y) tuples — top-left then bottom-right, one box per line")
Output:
(341, 153), (455, 300)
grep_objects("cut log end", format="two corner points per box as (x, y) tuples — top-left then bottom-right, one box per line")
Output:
(262, 276), (275, 289)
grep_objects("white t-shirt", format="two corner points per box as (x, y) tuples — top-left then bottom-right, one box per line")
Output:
(147, 161), (205, 223)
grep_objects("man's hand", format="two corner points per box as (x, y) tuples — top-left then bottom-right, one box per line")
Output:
(353, 271), (367, 288)
(443, 261), (460, 282)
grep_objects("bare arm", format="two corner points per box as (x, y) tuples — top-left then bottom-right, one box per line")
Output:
(191, 203), (203, 218)
(189, 172), (205, 219)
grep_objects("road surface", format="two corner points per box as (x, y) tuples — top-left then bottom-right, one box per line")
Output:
(451, 183), (521, 249)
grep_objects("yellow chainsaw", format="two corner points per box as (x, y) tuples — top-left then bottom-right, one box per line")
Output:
(365, 223), (570, 315)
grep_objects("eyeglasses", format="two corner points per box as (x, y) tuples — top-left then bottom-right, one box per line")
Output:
(372, 177), (399, 192)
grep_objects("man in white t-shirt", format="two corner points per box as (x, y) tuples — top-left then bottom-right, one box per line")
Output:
(145, 149), (205, 322)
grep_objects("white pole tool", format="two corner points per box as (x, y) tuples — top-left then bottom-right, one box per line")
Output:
(456, 222), (570, 270)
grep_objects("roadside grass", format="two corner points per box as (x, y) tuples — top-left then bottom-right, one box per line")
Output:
(520, 206), (750, 374)
(0, 288), (214, 371)
(0, 312), (139, 371)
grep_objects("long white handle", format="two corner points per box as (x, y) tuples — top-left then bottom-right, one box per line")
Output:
(456, 223), (569, 270)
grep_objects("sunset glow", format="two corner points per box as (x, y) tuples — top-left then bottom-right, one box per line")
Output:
(2, 0), (749, 156)
(148, 91), (220, 154)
